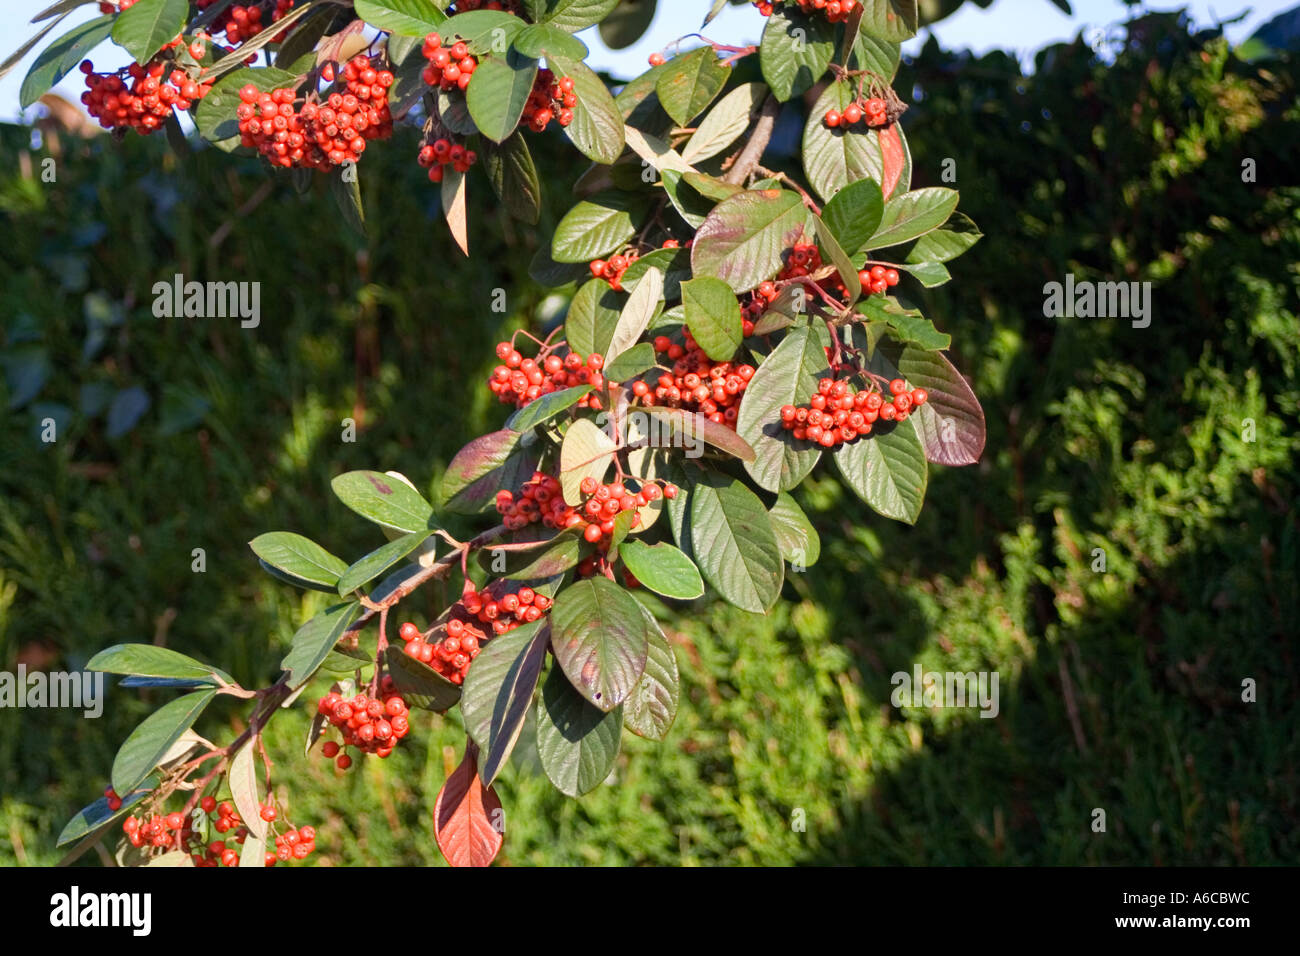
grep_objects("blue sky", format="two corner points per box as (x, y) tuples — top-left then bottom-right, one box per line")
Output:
(1, 0), (1290, 122)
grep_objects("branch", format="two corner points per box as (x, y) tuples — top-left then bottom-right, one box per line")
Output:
(723, 94), (780, 185)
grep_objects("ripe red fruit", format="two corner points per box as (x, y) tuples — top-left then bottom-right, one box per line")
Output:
(649, 52), (665, 66)
(889, 378), (908, 396)
(824, 109), (841, 127)
(336, 754), (352, 770)
(321, 741), (339, 758)
(843, 103), (863, 125)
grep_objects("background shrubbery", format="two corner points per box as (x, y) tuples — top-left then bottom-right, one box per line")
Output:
(1, 12), (1296, 865)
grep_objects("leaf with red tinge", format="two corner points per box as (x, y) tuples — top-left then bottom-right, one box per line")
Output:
(433, 746), (504, 867)
(878, 124), (906, 200)
(878, 342), (985, 466)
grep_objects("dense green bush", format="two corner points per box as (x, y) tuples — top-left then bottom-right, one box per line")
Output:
(2, 11), (1296, 865)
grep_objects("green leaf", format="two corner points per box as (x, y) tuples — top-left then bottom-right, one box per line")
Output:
(691, 189), (811, 293)
(868, 187), (960, 249)
(331, 166), (365, 236)
(542, 0), (621, 33)
(19, 15), (113, 109)
(441, 10), (526, 52)
(821, 177), (885, 257)
(551, 577), (649, 711)
(461, 620), (550, 785)
(385, 645), (462, 711)
(559, 418), (616, 504)
(481, 133), (542, 225)
(850, 29), (901, 80)
(56, 787), (150, 848)
(466, 48), (538, 144)
(512, 23), (588, 58)
(599, 0), (655, 48)
(228, 739), (266, 839)
(655, 46), (730, 126)
(681, 81), (766, 164)
(331, 470), (436, 534)
(548, 52), (625, 164)
(619, 539), (703, 600)
(605, 342), (657, 382)
(622, 245), (692, 300)
(280, 603), (363, 690)
(503, 530), (585, 580)
(505, 384), (593, 432)
(681, 277), (743, 361)
(535, 666), (623, 796)
(565, 279), (623, 359)
(832, 416), (928, 523)
(551, 192), (646, 263)
(441, 429), (540, 514)
(905, 211), (982, 263)
(336, 530), (433, 596)
(639, 407), (757, 461)
(735, 326), (826, 492)
(111, 690), (218, 796)
(606, 266), (663, 364)
(813, 216), (862, 304)
(768, 492), (821, 567)
(859, 0), (919, 42)
(689, 472), (784, 612)
(759, 7), (835, 101)
(623, 605), (678, 740)
(111, 0), (188, 64)
(856, 296), (950, 350)
(803, 79), (884, 203)
(249, 532), (347, 589)
(88, 645), (232, 685)
(354, 0), (447, 36)
(900, 260), (951, 288)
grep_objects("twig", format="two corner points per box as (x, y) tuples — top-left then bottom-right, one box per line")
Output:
(723, 95), (780, 185)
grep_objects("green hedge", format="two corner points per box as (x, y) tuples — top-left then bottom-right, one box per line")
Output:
(1, 12), (1296, 865)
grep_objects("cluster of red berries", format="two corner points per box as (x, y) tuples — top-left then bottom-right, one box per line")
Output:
(522, 69), (577, 132)
(754, 0), (860, 23)
(104, 786), (123, 811)
(860, 264), (901, 295)
(400, 616), (487, 684)
(79, 60), (210, 134)
(237, 55), (393, 169)
(780, 377), (928, 446)
(421, 32), (477, 92)
(417, 138), (478, 182)
(589, 240), (686, 292)
(633, 332), (756, 429)
(315, 682), (411, 768)
(824, 96), (890, 130)
(488, 341), (606, 410)
(496, 471), (669, 544)
(589, 248), (640, 291)
(120, 796), (312, 866)
(197, 0), (294, 45)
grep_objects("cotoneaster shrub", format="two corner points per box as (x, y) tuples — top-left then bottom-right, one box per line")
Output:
(11, 0), (989, 867)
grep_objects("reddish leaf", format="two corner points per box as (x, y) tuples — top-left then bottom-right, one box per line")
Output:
(879, 124), (905, 200)
(433, 747), (504, 867)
